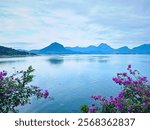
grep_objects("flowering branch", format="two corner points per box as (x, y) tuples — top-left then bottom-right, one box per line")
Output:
(0, 66), (50, 113)
(81, 65), (150, 113)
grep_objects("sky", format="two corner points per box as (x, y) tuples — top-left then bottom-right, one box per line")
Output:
(0, 0), (150, 50)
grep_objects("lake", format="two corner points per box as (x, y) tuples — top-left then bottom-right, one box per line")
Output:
(0, 54), (150, 112)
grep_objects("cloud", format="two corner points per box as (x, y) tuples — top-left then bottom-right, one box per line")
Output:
(0, 0), (150, 49)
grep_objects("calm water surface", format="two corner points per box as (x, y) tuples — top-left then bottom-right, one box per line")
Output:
(0, 55), (150, 112)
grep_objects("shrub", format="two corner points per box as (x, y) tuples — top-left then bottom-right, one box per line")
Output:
(0, 66), (50, 113)
(81, 65), (150, 113)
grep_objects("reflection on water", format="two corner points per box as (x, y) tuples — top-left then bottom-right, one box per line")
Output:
(0, 60), (25, 64)
(48, 58), (64, 65)
(98, 59), (109, 63)
(0, 54), (150, 113)
(92, 55), (109, 58)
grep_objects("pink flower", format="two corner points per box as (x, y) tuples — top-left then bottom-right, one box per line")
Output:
(44, 90), (49, 98)
(128, 64), (131, 69)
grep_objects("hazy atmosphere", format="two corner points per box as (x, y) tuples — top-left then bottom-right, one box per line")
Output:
(0, 0), (150, 49)
(0, 0), (150, 114)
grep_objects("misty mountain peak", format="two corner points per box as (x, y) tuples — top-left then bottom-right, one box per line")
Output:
(98, 43), (113, 50)
(48, 42), (64, 48)
(98, 43), (109, 47)
(41, 42), (65, 51)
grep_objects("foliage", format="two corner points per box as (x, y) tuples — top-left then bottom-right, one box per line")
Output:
(81, 65), (150, 113)
(0, 66), (50, 113)
(80, 104), (89, 113)
(0, 46), (29, 56)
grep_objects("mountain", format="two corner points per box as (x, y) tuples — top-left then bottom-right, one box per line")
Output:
(41, 42), (65, 53)
(66, 43), (114, 54)
(66, 45), (97, 53)
(116, 46), (131, 54)
(66, 43), (150, 54)
(97, 43), (114, 53)
(30, 42), (74, 54)
(29, 42), (150, 54)
(132, 44), (150, 54)
(17, 49), (29, 52)
(0, 45), (32, 56)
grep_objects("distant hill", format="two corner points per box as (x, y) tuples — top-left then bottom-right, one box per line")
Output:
(30, 42), (75, 54)
(0, 45), (33, 56)
(97, 43), (114, 53)
(66, 43), (150, 54)
(66, 43), (114, 54)
(30, 42), (150, 54)
(66, 45), (97, 53)
(115, 46), (131, 54)
(3, 42), (146, 55)
(132, 44), (150, 54)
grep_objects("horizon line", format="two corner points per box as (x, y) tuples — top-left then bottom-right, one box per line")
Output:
(0, 42), (150, 50)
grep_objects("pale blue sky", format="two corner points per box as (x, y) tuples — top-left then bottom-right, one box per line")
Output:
(0, 0), (150, 49)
